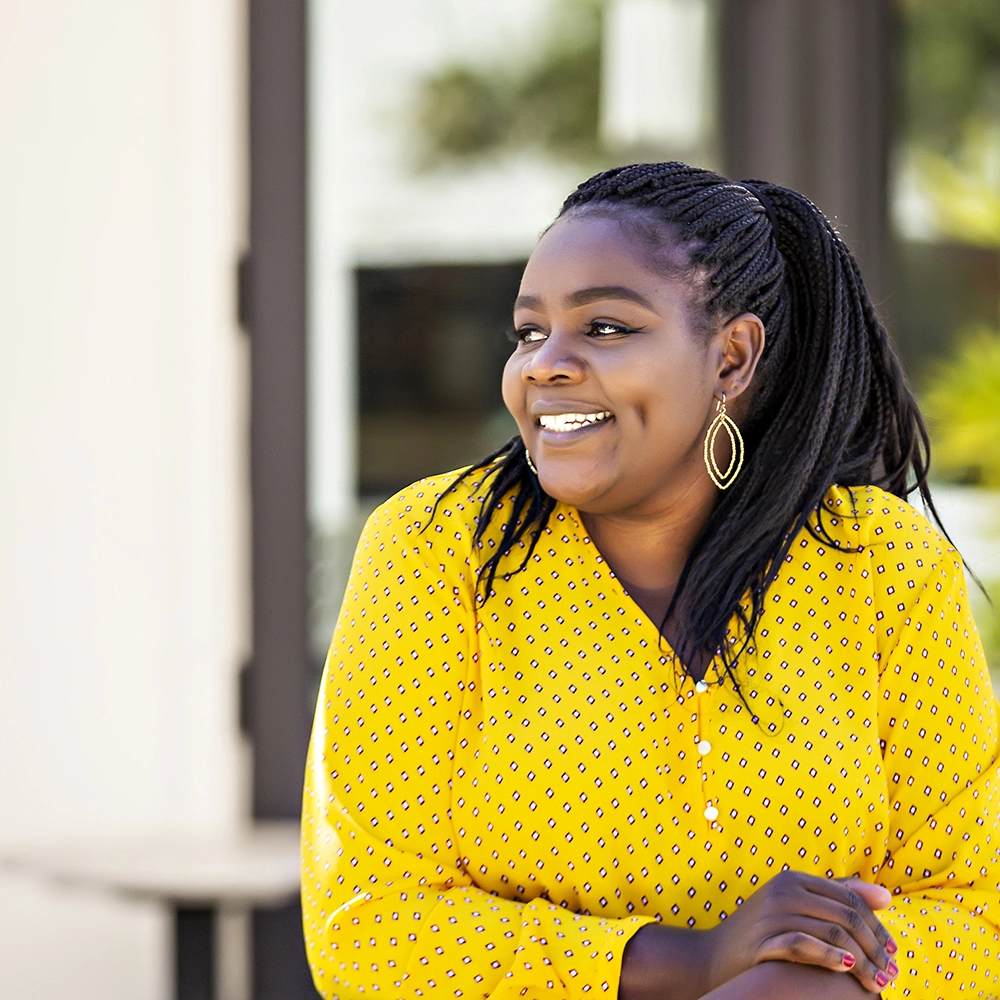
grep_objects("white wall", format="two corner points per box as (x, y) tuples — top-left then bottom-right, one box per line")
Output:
(0, 0), (247, 995)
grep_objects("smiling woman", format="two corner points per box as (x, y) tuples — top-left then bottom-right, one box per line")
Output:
(302, 163), (1000, 1000)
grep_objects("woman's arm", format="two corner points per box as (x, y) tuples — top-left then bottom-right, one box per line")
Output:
(697, 961), (874, 1000)
(302, 486), (659, 998)
(866, 521), (1000, 995)
(618, 923), (712, 1000)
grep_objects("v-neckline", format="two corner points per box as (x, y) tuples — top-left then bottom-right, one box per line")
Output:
(559, 501), (677, 648)
(558, 501), (723, 686)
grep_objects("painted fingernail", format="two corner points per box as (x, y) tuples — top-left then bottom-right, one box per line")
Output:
(876, 972), (889, 988)
(887, 961), (898, 977)
(842, 953), (856, 969)
(886, 938), (898, 956)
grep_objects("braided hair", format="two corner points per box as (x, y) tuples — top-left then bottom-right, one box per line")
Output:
(439, 161), (937, 684)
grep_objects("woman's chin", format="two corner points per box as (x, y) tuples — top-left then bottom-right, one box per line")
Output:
(536, 464), (615, 509)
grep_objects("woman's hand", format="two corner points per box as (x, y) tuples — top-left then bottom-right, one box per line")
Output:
(703, 871), (898, 993)
(619, 872), (898, 1000)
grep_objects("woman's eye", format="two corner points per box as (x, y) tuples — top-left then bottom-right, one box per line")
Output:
(507, 320), (639, 344)
(509, 326), (547, 344)
(589, 321), (635, 337)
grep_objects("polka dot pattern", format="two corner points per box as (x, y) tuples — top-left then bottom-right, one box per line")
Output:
(302, 478), (1000, 998)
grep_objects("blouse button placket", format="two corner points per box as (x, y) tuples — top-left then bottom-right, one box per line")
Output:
(693, 678), (719, 828)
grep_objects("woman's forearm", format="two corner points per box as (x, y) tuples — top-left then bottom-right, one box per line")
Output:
(697, 961), (874, 1000)
(619, 924), (713, 1000)
(620, 926), (879, 1000)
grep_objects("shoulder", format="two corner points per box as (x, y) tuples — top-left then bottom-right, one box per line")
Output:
(806, 487), (970, 624)
(817, 484), (959, 569)
(780, 486), (976, 667)
(365, 468), (486, 533)
(354, 466), (501, 577)
(368, 469), (476, 531)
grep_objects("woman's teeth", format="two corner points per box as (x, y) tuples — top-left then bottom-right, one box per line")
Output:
(537, 411), (612, 433)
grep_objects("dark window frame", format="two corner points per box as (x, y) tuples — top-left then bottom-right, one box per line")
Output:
(248, 0), (310, 824)
(246, 0), (315, 995)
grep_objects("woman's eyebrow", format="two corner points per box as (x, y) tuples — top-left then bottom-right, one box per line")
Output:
(514, 286), (655, 312)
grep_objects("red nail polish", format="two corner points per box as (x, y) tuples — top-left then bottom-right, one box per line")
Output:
(887, 961), (898, 977)
(842, 953), (855, 969)
(876, 972), (889, 988)
(886, 939), (898, 956)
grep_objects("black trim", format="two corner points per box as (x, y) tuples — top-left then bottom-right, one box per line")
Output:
(247, 2), (317, 994)
(175, 909), (214, 1000)
(248, 0), (311, 823)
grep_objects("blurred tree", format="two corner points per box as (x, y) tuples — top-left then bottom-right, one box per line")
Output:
(915, 120), (1000, 250)
(902, 0), (1000, 154)
(416, 66), (519, 164)
(911, 127), (1000, 490)
(901, 0), (1000, 157)
(923, 325), (1000, 485)
(902, 1), (1000, 489)
(412, 0), (605, 168)
(983, 582), (1000, 672)
(902, 0), (1000, 244)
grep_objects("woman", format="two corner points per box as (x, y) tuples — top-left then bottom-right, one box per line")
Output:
(302, 163), (1000, 998)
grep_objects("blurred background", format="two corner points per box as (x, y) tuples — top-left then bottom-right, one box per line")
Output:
(1, 1), (998, 998)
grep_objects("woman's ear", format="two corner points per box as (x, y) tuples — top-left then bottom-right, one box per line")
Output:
(716, 312), (766, 402)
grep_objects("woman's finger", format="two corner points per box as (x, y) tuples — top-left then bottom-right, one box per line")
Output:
(792, 891), (894, 973)
(797, 873), (896, 955)
(758, 918), (899, 993)
(839, 877), (900, 960)
(839, 877), (892, 912)
(755, 928), (856, 973)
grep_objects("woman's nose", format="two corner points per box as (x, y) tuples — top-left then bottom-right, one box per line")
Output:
(521, 330), (586, 384)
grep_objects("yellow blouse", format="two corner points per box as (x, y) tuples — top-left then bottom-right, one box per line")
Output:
(302, 474), (1000, 999)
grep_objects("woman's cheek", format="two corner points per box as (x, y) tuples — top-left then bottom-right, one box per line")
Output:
(501, 360), (528, 428)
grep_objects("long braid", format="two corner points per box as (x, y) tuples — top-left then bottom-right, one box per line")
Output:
(439, 161), (939, 680)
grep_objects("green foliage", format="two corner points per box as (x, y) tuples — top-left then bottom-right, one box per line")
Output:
(901, 0), (1000, 156)
(914, 120), (1000, 248)
(412, 0), (606, 169)
(978, 580), (1000, 675)
(902, 0), (1000, 247)
(904, 3), (1000, 486)
(518, 21), (603, 160)
(923, 325), (1000, 486)
(416, 67), (517, 164)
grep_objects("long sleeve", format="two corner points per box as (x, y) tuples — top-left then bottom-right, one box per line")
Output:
(301, 482), (655, 999)
(871, 516), (1000, 996)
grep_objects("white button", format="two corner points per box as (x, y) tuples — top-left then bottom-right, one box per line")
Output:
(704, 805), (719, 821)
(697, 740), (712, 755)
(695, 681), (709, 694)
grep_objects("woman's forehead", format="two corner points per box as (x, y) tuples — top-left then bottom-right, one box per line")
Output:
(519, 212), (689, 300)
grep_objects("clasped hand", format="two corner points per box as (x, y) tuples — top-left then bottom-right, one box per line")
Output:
(621, 870), (900, 999)
(703, 871), (899, 994)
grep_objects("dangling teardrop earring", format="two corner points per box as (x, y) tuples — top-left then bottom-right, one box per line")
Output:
(703, 393), (744, 490)
(525, 450), (538, 475)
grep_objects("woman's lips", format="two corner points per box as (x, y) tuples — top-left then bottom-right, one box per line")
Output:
(535, 411), (615, 447)
(536, 410), (613, 433)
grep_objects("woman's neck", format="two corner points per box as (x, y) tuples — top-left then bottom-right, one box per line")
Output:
(579, 480), (716, 628)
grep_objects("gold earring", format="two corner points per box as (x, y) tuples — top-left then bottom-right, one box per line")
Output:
(703, 393), (744, 490)
(525, 450), (538, 475)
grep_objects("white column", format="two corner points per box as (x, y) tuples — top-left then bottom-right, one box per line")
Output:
(308, 0), (358, 536)
(0, 0), (247, 995)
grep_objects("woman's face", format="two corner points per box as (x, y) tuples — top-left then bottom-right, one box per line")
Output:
(502, 211), (724, 517)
